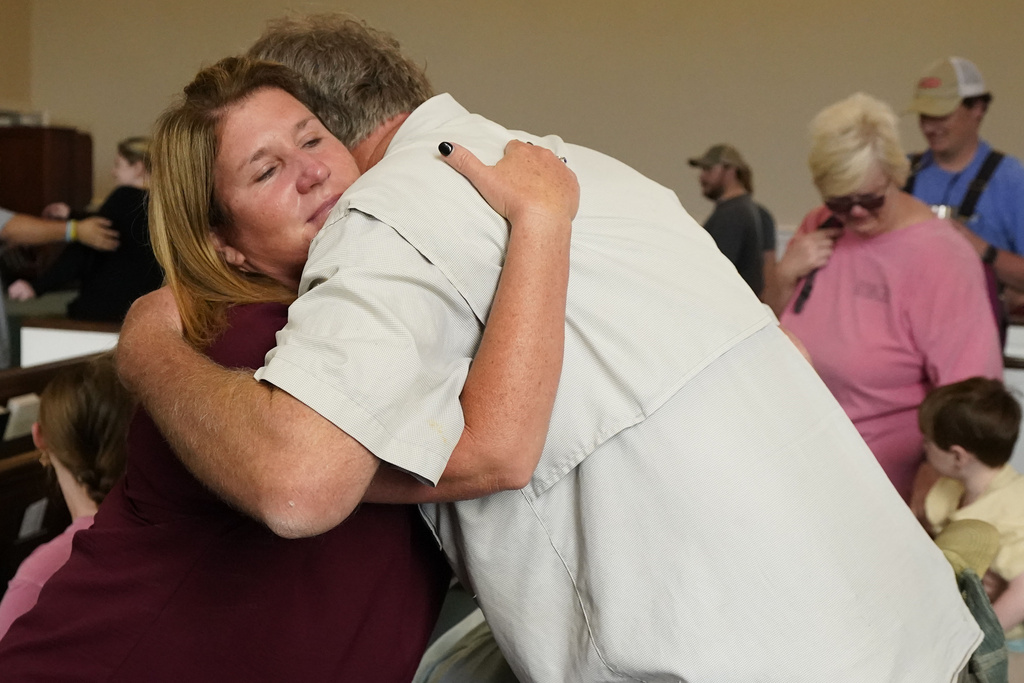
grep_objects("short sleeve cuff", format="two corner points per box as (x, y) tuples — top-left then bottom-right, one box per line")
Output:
(255, 353), (452, 486)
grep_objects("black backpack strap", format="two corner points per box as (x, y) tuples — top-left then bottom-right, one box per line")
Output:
(903, 153), (926, 194)
(959, 150), (1005, 219)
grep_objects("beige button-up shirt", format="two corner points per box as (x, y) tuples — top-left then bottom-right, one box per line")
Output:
(258, 95), (981, 682)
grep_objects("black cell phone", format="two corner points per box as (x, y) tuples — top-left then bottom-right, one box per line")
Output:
(819, 214), (843, 230)
(791, 214), (841, 313)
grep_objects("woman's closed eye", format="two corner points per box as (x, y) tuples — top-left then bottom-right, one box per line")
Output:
(255, 165), (277, 182)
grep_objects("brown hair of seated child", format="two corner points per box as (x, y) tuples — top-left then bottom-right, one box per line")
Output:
(33, 352), (135, 505)
(918, 377), (1021, 469)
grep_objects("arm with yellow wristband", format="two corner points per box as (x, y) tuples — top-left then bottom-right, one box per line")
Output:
(0, 210), (118, 251)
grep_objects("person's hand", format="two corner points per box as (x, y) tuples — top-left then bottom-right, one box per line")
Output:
(778, 228), (842, 282)
(1004, 286), (1024, 315)
(117, 286), (184, 392)
(440, 140), (579, 228)
(41, 202), (70, 220)
(983, 569), (1008, 602)
(7, 279), (36, 301)
(75, 216), (119, 251)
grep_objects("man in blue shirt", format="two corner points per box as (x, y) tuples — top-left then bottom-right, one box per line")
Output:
(906, 56), (1024, 294)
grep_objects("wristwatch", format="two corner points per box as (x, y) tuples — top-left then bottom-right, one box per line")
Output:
(982, 243), (998, 265)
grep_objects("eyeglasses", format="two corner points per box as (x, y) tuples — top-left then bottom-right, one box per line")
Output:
(824, 191), (886, 215)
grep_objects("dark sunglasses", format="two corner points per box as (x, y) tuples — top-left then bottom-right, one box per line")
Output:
(824, 192), (886, 214)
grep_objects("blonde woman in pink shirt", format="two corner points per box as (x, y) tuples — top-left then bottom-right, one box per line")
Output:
(774, 92), (1003, 502)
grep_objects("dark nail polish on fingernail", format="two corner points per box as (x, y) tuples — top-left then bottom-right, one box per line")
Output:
(439, 142), (453, 156)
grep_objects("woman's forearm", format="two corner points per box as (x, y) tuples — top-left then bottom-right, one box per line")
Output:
(118, 288), (380, 537)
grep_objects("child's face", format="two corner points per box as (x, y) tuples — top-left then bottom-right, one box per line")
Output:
(923, 439), (958, 477)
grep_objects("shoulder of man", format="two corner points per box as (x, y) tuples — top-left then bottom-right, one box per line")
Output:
(718, 194), (757, 217)
(987, 148), (1024, 185)
(753, 202), (774, 223)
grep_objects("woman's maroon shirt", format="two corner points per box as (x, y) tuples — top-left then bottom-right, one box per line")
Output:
(0, 303), (450, 681)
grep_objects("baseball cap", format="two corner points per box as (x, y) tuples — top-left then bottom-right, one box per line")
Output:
(688, 144), (748, 170)
(907, 56), (989, 117)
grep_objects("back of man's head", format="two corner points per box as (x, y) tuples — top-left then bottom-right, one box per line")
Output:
(248, 13), (434, 147)
(918, 377), (1021, 468)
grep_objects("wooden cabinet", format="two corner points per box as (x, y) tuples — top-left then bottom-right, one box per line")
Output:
(0, 126), (92, 215)
(0, 126), (92, 281)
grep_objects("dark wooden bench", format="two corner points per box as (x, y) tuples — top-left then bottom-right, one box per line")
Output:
(18, 316), (121, 334)
(0, 353), (103, 594)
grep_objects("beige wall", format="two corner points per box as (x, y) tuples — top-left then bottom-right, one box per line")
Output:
(16, 0), (1024, 229)
(0, 0), (32, 109)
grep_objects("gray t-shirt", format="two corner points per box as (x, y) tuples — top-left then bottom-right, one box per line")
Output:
(704, 193), (764, 294)
(0, 206), (14, 368)
(757, 202), (777, 253)
(0, 207), (14, 233)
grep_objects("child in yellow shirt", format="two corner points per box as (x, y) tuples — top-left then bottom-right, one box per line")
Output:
(920, 377), (1024, 665)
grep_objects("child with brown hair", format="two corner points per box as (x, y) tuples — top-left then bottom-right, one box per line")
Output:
(920, 377), (1024, 667)
(0, 353), (133, 639)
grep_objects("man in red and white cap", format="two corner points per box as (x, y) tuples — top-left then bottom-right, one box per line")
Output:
(905, 56), (1024, 295)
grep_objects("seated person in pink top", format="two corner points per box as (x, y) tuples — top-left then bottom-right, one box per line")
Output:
(770, 92), (1003, 502)
(0, 353), (132, 640)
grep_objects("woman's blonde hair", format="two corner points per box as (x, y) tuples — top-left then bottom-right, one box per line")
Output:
(808, 92), (910, 199)
(37, 353), (134, 504)
(116, 136), (152, 173)
(149, 57), (312, 347)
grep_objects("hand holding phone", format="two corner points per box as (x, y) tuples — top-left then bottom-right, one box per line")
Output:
(791, 215), (843, 313)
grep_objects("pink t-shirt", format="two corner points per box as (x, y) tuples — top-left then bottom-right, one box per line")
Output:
(781, 206), (1003, 501)
(0, 515), (94, 640)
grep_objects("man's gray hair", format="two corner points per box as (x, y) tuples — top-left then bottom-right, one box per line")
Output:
(247, 13), (434, 147)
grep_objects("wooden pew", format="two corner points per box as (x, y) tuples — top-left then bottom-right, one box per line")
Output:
(0, 354), (102, 593)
